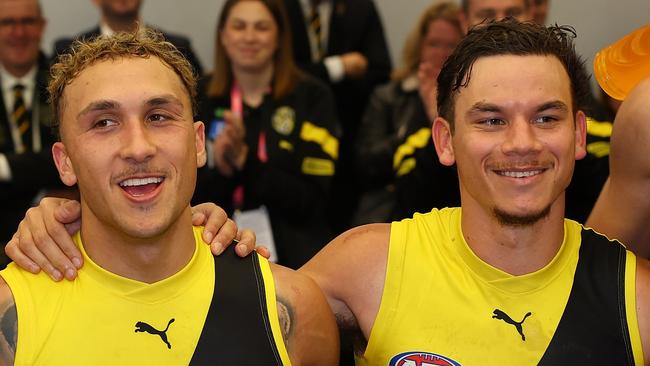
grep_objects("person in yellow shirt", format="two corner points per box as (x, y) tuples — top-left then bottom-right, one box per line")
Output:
(0, 29), (338, 365)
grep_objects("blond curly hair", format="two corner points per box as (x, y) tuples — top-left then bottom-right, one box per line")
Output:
(48, 28), (197, 137)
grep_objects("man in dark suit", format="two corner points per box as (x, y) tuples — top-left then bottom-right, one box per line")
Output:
(283, 0), (392, 231)
(0, 0), (63, 263)
(52, 0), (203, 76)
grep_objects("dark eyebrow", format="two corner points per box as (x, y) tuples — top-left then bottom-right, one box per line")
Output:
(536, 101), (569, 113)
(467, 101), (501, 115)
(76, 95), (185, 120)
(77, 100), (119, 119)
(146, 95), (185, 110)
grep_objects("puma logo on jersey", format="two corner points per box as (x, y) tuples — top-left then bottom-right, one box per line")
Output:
(492, 309), (531, 341)
(135, 318), (175, 349)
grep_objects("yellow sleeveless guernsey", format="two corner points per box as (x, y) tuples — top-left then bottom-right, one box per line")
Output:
(358, 208), (644, 366)
(0, 226), (290, 365)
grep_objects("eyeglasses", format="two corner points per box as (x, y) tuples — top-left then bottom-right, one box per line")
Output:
(0, 17), (43, 30)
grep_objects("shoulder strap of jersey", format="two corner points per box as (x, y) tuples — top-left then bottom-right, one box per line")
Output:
(189, 245), (284, 365)
(538, 227), (635, 364)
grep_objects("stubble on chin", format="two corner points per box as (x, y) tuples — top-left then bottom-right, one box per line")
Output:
(492, 204), (551, 227)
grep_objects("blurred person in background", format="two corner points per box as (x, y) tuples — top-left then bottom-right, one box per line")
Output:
(353, 1), (462, 224)
(192, 0), (340, 270)
(283, 0), (392, 233)
(0, 0), (67, 265)
(52, 0), (203, 75)
(460, 0), (531, 32)
(531, 0), (550, 24)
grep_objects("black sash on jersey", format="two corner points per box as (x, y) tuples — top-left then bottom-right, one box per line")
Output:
(189, 245), (284, 365)
(538, 228), (635, 365)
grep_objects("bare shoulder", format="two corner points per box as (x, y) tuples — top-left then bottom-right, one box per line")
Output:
(299, 223), (391, 338)
(635, 257), (650, 365)
(587, 80), (650, 256)
(610, 78), (650, 175)
(270, 264), (339, 366)
(0, 276), (17, 365)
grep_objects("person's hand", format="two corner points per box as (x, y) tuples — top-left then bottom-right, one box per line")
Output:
(190, 202), (271, 259)
(341, 52), (368, 79)
(5, 197), (82, 281)
(5, 199), (270, 282)
(213, 111), (248, 176)
(418, 61), (441, 122)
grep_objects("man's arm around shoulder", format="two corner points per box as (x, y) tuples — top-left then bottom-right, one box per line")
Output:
(300, 223), (391, 340)
(0, 278), (16, 365)
(271, 264), (339, 366)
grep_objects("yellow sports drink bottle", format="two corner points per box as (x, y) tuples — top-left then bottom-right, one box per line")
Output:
(594, 23), (650, 101)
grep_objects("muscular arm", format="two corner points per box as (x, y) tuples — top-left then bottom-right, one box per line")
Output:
(299, 224), (390, 343)
(587, 79), (650, 258)
(0, 279), (16, 365)
(271, 265), (339, 365)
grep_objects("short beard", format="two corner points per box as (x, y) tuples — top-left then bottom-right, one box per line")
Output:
(493, 205), (551, 227)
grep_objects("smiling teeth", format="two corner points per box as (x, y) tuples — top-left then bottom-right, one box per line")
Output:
(119, 177), (163, 187)
(500, 170), (542, 178)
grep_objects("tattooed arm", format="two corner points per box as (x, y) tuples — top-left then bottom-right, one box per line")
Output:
(271, 264), (339, 366)
(0, 278), (16, 366)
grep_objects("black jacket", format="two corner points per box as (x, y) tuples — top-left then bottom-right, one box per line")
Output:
(0, 53), (62, 247)
(193, 75), (341, 269)
(283, 0), (391, 136)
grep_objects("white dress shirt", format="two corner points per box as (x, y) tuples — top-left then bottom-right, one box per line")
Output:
(0, 65), (38, 181)
(298, 0), (345, 83)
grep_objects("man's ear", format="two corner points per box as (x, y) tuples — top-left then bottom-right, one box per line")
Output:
(194, 121), (207, 168)
(574, 111), (587, 160)
(51, 142), (78, 186)
(432, 116), (456, 166)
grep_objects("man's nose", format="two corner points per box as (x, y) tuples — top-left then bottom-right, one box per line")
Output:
(119, 122), (157, 163)
(501, 119), (543, 155)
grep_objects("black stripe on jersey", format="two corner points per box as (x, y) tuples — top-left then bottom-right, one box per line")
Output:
(189, 245), (284, 365)
(538, 228), (635, 365)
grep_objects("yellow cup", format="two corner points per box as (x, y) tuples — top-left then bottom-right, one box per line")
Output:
(594, 23), (650, 101)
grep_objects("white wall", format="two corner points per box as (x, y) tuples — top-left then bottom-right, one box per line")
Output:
(42, 0), (650, 91)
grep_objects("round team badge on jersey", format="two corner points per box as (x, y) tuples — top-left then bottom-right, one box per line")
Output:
(272, 106), (295, 136)
(389, 351), (461, 366)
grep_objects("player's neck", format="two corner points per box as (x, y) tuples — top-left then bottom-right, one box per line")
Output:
(79, 206), (196, 284)
(460, 198), (566, 276)
(232, 64), (273, 108)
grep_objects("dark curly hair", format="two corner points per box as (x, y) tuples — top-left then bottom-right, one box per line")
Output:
(437, 19), (591, 131)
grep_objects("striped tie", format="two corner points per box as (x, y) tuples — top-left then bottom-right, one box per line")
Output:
(12, 83), (31, 152)
(309, 1), (323, 60)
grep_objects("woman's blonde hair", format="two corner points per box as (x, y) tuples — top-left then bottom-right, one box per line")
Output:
(392, 1), (462, 81)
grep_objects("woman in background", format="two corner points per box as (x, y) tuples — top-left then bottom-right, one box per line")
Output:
(353, 1), (463, 224)
(193, 0), (340, 269)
